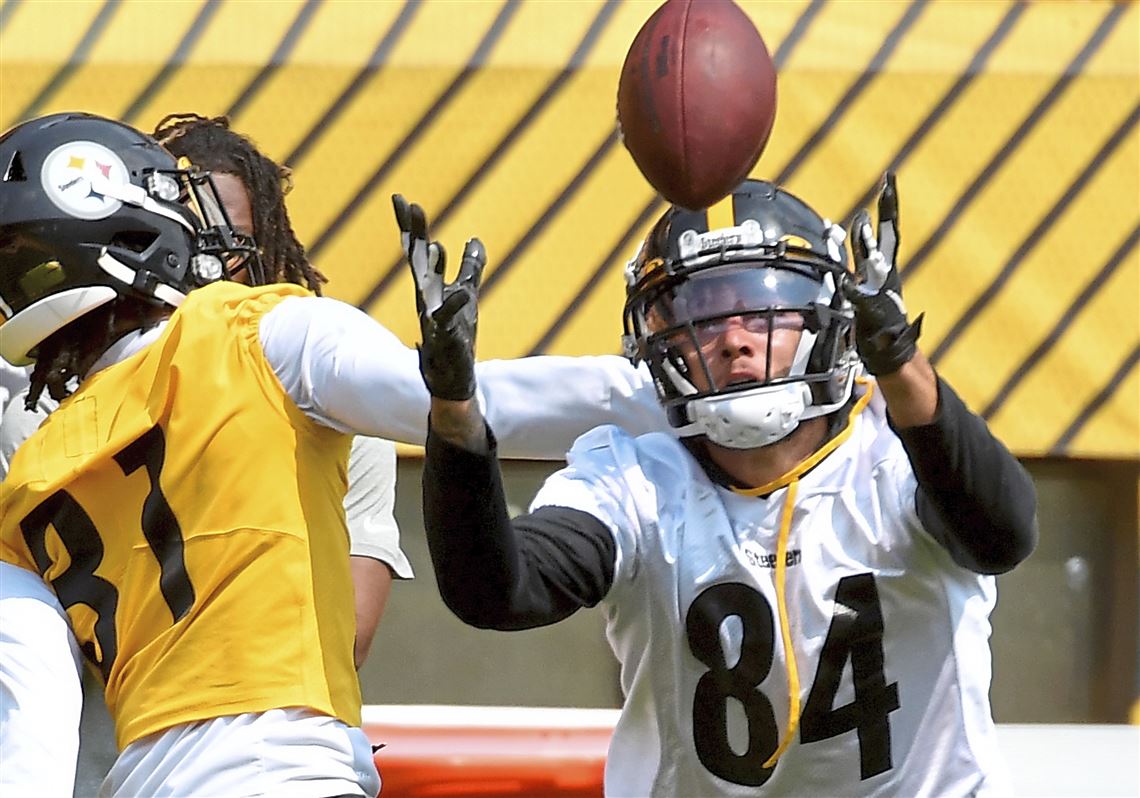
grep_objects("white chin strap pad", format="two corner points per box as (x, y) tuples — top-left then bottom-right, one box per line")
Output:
(687, 382), (812, 449)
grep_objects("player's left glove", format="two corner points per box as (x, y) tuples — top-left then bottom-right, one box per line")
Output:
(393, 194), (486, 401)
(842, 172), (923, 376)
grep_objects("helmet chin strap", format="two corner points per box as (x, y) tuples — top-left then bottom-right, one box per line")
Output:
(686, 382), (811, 448)
(675, 361), (861, 449)
(97, 250), (187, 308)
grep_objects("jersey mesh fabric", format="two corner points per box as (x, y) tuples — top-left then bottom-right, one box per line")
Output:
(0, 282), (360, 749)
(530, 388), (1006, 796)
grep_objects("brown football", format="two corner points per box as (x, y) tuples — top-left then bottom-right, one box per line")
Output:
(617, 0), (777, 210)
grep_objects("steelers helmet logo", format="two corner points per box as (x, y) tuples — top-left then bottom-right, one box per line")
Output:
(40, 140), (129, 220)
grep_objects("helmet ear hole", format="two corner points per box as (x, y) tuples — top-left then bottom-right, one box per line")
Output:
(109, 231), (160, 254)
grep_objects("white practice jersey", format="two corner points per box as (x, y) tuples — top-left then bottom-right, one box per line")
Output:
(532, 387), (1007, 797)
(344, 436), (412, 577)
(0, 562), (83, 798)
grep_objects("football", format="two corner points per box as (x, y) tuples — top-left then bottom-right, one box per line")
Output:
(617, 0), (777, 210)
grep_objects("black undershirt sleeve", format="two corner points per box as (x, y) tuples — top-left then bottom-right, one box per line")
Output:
(422, 421), (616, 631)
(891, 377), (1038, 575)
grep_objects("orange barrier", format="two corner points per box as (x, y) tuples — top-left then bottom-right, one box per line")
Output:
(363, 705), (616, 797)
(363, 707), (1140, 798)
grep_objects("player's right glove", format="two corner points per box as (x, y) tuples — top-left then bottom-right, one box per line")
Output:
(842, 172), (923, 376)
(392, 194), (486, 401)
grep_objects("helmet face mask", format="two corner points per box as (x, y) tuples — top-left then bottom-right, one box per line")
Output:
(178, 167), (264, 286)
(623, 180), (860, 449)
(0, 112), (264, 366)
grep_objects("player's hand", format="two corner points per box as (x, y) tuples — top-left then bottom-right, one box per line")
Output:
(841, 172), (923, 376)
(393, 194), (486, 401)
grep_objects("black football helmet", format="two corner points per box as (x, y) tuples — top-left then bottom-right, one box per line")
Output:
(0, 112), (263, 365)
(622, 179), (859, 448)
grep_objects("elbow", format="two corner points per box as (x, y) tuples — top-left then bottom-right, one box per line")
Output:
(922, 497), (1040, 575)
(965, 511), (1039, 575)
(995, 462), (1040, 571)
(437, 582), (514, 630)
(988, 476), (1040, 573)
(922, 471), (1039, 575)
(1010, 508), (1039, 567)
(995, 510), (1039, 574)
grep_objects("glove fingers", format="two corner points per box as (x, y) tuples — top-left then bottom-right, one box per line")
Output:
(838, 273), (861, 304)
(877, 172), (899, 225)
(391, 210), (480, 402)
(409, 201), (428, 243)
(392, 194), (411, 232)
(430, 241), (446, 277)
(433, 289), (472, 329)
(877, 219), (898, 269)
(396, 195), (443, 314)
(849, 210), (874, 273)
(458, 238), (487, 292)
(877, 172), (900, 266)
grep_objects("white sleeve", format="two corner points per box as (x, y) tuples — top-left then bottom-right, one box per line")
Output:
(473, 355), (668, 458)
(258, 295), (432, 441)
(258, 295), (670, 459)
(0, 359), (31, 417)
(0, 390), (56, 480)
(344, 436), (413, 578)
(530, 426), (646, 590)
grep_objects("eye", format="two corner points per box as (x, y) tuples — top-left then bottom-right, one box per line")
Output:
(770, 313), (804, 331)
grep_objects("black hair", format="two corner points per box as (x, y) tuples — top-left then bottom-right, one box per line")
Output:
(26, 299), (160, 410)
(151, 113), (327, 293)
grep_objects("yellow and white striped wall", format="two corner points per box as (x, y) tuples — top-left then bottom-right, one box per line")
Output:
(1, 0), (1137, 457)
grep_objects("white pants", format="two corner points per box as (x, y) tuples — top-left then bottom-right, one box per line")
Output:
(0, 561), (84, 797)
(101, 708), (381, 798)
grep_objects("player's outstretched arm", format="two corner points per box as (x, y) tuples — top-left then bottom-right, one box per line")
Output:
(845, 174), (1037, 574)
(843, 172), (936, 426)
(396, 190), (665, 452)
(393, 194), (485, 419)
(396, 196), (614, 629)
(258, 189), (665, 459)
(258, 297), (664, 458)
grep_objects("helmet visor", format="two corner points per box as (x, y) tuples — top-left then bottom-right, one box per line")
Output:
(645, 263), (825, 332)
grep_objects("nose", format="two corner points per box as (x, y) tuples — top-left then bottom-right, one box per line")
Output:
(716, 316), (763, 359)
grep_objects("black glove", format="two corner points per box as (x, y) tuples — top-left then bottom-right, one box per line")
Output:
(842, 172), (923, 376)
(392, 194), (486, 401)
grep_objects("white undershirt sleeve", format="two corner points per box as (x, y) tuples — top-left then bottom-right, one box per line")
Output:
(257, 295), (669, 459)
(343, 436), (413, 578)
(0, 390), (55, 480)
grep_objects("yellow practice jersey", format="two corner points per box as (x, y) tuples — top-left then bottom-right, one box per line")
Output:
(0, 282), (360, 749)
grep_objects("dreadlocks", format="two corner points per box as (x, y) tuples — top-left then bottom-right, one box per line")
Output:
(25, 299), (162, 410)
(152, 113), (327, 293)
